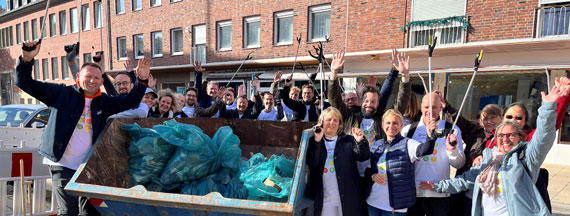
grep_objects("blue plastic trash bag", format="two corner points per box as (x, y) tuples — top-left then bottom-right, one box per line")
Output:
(122, 123), (176, 186)
(239, 154), (295, 202)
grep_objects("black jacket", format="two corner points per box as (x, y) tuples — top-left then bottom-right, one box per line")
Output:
(281, 85), (324, 122)
(306, 132), (370, 216)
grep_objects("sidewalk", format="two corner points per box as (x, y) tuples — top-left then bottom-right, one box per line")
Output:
(542, 163), (570, 216)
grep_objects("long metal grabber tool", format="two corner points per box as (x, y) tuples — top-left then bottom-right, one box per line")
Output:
(320, 36), (346, 93)
(226, 50), (254, 87)
(291, 34), (302, 74)
(427, 34), (438, 122)
(64, 0), (83, 55)
(22, 0), (51, 51)
(309, 41), (326, 114)
(449, 50), (484, 146)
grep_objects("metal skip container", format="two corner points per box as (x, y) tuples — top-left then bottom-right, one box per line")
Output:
(65, 118), (315, 215)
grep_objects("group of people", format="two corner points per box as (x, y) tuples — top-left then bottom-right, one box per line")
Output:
(15, 39), (570, 216)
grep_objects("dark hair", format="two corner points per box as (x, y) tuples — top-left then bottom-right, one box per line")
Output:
(362, 85), (379, 100)
(81, 63), (102, 73)
(503, 102), (530, 129)
(115, 71), (134, 83)
(237, 95), (248, 100)
(301, 84), (315, 92)
(405, 92), (420, 121)
(226, 87), (235, 96)
(185, 87), (198, 96)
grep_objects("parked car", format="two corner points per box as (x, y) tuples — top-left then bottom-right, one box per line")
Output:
(0, 104), (50, 128)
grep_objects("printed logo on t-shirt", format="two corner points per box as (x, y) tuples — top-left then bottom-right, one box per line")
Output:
(417, 142), (439, 163)
(361, 119), (375, 145)
(377, 154), (387, 177)
(77, 100), (92, 131)
(496, 172), (503, 194)
(324, 154), (336, 173)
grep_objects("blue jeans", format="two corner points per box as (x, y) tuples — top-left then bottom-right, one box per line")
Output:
(368, 204), (406, 216)
(50, 165), (100, 216)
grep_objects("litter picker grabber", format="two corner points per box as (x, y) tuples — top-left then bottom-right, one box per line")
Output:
(226, 50), (254, 87)
(427, 34), (438, 123)
(448, 50), (484, 146)
(22, 0), (51, 51)
(309, 40), (327, 114)
(63, 0), (83, 56)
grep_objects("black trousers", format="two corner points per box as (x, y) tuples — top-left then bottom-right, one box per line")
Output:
(406, 197), (450, 216)
(50, 165), (100, 216)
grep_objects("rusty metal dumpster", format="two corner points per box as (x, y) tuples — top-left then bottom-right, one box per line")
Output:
(65, 118), (316, 215)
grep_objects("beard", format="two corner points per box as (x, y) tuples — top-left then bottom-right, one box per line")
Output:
(361, 106), (376, 118)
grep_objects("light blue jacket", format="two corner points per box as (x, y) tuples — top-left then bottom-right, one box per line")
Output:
(433, 101), (556, 216)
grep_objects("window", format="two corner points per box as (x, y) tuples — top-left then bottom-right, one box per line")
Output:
(70, 8), (79, 33)
(42, 59), (49, 80)
(244, 16), (260, 48)
(274, 10), (293, 45)
(49, 14), (56, 37)
(40, 16), (46, 38)
(16, 24), (21, 44)
(117, 37), (127, 60)
(170, 0), (181, 3)
(408, 0), (466, 47)
(23, 21), (29, 41)
(0, 27), (14, 48)
(51, 57), (59, 80)
(192, 24), (206, 63)
(59, 11), (67, 35)
(83, 53), (92, 64)
(151, 31), (163, 57)
(151, 0), (161, 7)
(171, 28), (183, 55)
(61, 56), (69, 79)
(31, 19), (38, 40)
(82, 4), (90, 31)
(33, 60), (40, 80)
(539, 6), (570, 37)
(133, 0), (142, 11)
(217, 20), (232, 51)
(94, 2), (103, 28)
(133, 34), (144, 59)
(116, 0), (125, 14)
(308, 4), (331, 42)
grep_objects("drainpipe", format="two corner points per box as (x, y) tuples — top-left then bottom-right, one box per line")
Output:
(106, 0), (112, 70)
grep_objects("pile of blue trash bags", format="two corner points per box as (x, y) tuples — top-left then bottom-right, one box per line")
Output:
(122, 119), (295, 202)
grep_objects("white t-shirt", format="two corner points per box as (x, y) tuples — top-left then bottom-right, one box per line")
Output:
(183, 106), (195, 117)
(401, 119), (465, 198)
(360, 118), (376, 145)
(482, 171), (508, 216)
(282, 101), (294, 121)
(323, 136), (341, 207)
(43, 98), (94, 170)
(109, 103), (149, 119)
(257, 107), (279, 121)
(366, 138), (423, 212)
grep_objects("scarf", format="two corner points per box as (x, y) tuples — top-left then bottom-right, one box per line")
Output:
(478, 148), (505, 198)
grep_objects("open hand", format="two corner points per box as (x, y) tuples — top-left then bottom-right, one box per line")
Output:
(368, 75), (376, 86)
(238, 84), (245, 97)
(274, 71), (283, 83)
(330, 50), (345, 80)
(542, 84), (567, 103)
(136, 57), (152, 80)
(194, 61), (205, 72)
(148, 74), (157, 89)
(123, 58), (134, 72)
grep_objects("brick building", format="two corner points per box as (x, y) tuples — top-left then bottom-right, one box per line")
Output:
(1, 1), (570, 161)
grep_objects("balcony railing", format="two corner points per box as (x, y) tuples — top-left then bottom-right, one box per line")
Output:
(538, 6), (570, 37)
(192, 44), (206, 64)
(404, 16), (468, 48)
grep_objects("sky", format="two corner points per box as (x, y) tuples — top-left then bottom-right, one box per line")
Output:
(0, 1), (5, 10)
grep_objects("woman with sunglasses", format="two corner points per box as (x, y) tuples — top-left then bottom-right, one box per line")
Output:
(419, 84), (568, 216)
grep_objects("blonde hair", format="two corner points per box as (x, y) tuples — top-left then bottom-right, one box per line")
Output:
(318, 107), (344, 135)
(291, 86), (301, 94)
(382, 109), (404, 124)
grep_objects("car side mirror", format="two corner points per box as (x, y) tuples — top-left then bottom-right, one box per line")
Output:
(31, 122), (45, 128)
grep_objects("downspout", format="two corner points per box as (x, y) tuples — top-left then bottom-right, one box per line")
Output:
(106, 0), (112, 70)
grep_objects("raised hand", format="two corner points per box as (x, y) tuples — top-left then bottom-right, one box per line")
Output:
(446, 133), (457, 151)
(123, 58), (134, 72)
(22, 41), (41, 62)
(285, 74), (294, 87)
(352, 127), (364, 142)
(426, 118), (437, 138)
(555, 77), (570, 95)
(391, 49), (400, 70)
(330, 50), (345, 80)
(372, 174), (386, 185)
(136, 57), (152, 80)
(238, 84), (245, 97)
(274, 71), (283, 83)
(356, 82), (365, 99)
(314, 121), (324, 142)
(194, 61), (205, 72)
(419, 181), (435, 190)
(217, 86), (227, 99)
(542, 84), (567, 103)
(472, 155), (483, 167)
(148, 74), (157, 89)
(368, 75), (376, 86)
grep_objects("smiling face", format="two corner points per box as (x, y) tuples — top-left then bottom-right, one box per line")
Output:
(497, 124), (522, 154)
(421, 93), (442, 123)
(263, 94), (274, 111)
(361, 92), (379, 116)
(237, 97), (248, 113)
(323, 112), (340, 137)
(302, 87), (314, 102)
(383, 114), (403, 140)
(289, 89), (300, 100)
(79, 65), (103, 96)
(114, 74), (133, 95)
(206, 83), (218, 97)
(503, 106), (526, 129)
(185, 90), (197, 107)
(479, 113), (502, 133)
(224, 91), (235, 105)
(142, 93), (156, 109)
(344, 92), (359, 108)
(174, 94), (185, 109)
(159, 96), (173, 115)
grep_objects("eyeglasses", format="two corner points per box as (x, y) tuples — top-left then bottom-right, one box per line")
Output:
(345, 97), (358, 102)
(114, 81), (131, 87)
(505, 115), (524, 121)
(497, 133), (518, 139)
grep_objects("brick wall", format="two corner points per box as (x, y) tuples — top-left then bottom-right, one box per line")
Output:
(466, 0), (538, 41)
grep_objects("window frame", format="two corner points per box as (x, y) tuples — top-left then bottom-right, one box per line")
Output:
(243, 15), (261, 48)
(94, 1), (103, 29)
(70, 8), (79, 33)
(31, 18), (38, 40)
(151, 31), (163, 58)
(150, 0), (161, 7)
(116, 0), (125, 14)
(274, 10), (294, 45)
(16, 23), (21, 44)
(117, 36), (127, 60)
(59, 10), (67, 35)
(170, 28), (183, 56)
(308, 4), (331, 42)
(61, 56), (69, 80)
(132, 0), (142, 11)
(217, 20), (232, 51)
(51, 57), (59, 80)
(42, 58), (49, 81)
(133, 34), (144, 59)
(81, 4), (91, 31)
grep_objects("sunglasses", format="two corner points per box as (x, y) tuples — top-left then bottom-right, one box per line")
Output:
(505, 115), (524, 121)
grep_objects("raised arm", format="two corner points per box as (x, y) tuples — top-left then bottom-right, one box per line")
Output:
(65, 42), (80, 81)
(194, 61), (207, 107)
(328, 50), (351, 118)
(351, 128), (371, 162)
(392, 50), (411, 114)
(106, 58), (150, 114)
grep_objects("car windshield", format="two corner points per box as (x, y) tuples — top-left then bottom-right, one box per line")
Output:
(0, 107), (35, 127)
